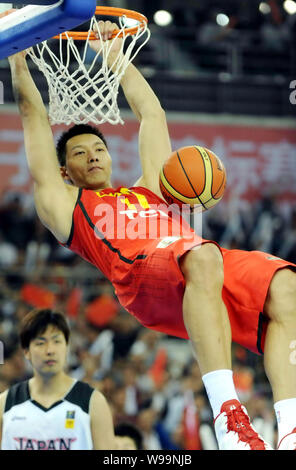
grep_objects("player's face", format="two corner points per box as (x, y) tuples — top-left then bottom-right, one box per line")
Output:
(25, 325), (68, 377)
(63, 133), (112, 190)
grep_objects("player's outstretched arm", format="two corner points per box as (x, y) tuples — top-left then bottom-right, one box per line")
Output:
(120, 62), (172, 196)
(90, 21), (172, 197)
(8, 51), (77, 243)
(89, 390), (116, 450)
(9, 52), (59, 184)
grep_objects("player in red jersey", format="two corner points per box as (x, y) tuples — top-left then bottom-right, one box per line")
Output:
(8, 19), (296, 450)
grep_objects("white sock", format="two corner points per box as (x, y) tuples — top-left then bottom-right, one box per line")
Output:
(202, 369), (240, 419)
(274, 398), (296, 443)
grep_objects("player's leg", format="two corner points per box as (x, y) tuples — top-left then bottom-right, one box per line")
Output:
(263, 268), (296, 449)
(180, 243), (231, 374)
(180, 243), (271, 450)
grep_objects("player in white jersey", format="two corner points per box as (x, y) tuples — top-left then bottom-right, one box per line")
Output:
(0, 308), (115, 450)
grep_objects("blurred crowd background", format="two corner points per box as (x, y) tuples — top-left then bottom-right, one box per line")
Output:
(1, 0), (296, 115)
(0, 189), (294, 450)
(0, 0), (295, 451)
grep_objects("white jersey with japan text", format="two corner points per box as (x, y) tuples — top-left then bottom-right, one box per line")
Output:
(1, 379), (94, 450)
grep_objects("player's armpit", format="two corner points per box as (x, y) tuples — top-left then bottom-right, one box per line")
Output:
(34, 183), (78, 244)
(89, 390), (116, 450)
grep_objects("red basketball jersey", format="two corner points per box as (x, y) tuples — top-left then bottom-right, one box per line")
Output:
(62, 186), (206, 334)
(65, 185), (200, 279)
(62, 185), (296, 353)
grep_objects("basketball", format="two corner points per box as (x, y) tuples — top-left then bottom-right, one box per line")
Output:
(159, 146), (227, 211)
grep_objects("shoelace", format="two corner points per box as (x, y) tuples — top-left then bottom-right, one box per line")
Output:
(225, 405), (267, 450)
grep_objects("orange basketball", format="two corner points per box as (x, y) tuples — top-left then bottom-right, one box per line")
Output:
(159, 146), (227, 211)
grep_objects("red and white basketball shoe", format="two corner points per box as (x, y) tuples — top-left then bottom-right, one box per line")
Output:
(214, 399), (273, 450)
(277, 428), (296, 450)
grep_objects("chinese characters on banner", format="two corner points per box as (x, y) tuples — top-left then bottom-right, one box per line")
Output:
(0, 112), (295, 206)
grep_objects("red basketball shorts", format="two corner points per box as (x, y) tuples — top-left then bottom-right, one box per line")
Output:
(114, 236), (296, 355)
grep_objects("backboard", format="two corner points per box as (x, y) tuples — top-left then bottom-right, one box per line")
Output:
(1, 1), (63, 4)
(0, 0), (97, 59)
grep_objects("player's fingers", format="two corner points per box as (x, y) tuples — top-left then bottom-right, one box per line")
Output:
(104, 20), (119, 40)
(99, 20), (112, 40)
(104, 20), (116, 40)
(109, 22), (118, 39)
(93, 20), (118, 40)
(95, 20), (103, 35)
(93, 20), (105, 39)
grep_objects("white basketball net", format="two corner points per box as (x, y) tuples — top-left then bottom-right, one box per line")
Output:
(28, 14), (150, 125)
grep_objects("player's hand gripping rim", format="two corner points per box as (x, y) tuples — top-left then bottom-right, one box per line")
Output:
(89, 20), (123, 58)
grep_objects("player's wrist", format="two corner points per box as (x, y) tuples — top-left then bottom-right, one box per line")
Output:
(8, 53), (27, 69)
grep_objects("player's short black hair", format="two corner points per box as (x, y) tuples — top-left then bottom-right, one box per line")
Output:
(19, 309), (70, 349)
(56, 124), (108, 166)
(115, 422), (144, 450)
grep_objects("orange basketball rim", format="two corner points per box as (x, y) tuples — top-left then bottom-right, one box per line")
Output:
(54, 6), (148, 40)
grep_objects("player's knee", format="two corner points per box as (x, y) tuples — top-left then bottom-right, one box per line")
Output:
(265, 268), (296, 322)
(180, 243), (224, 289)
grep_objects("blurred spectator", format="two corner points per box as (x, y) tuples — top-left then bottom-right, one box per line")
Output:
(109, 311), (141, 361)
(195, 392), (218, 450)
(0, 193), (34, 250)
(197, 11), (237, 47)
(70, 320), (114, 382)
(249, 194), (286, 254)
(112, 385), (137, 427)
(97, 372), (117, 403)
(115, 422), (144, 450)
(137, 405), (162, 450)
(245, 394), (275, 448)
(0, 232), (18, 268)
(0, 341), (30, 387)
(278, 208), (296, 264)
(233, 361), (254, 403)
(121, 363), (141, 417)
(260, 15), (291, 51)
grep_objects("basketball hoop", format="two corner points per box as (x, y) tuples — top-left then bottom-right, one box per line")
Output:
(28, 6), (150, 125)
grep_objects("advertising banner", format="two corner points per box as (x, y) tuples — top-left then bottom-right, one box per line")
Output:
(0, 112), (295, 205)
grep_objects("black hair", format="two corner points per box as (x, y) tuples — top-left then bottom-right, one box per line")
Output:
(56, 124), (108, 166)
(19, 309), (70, 349)
(114, 422), (144, 450)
